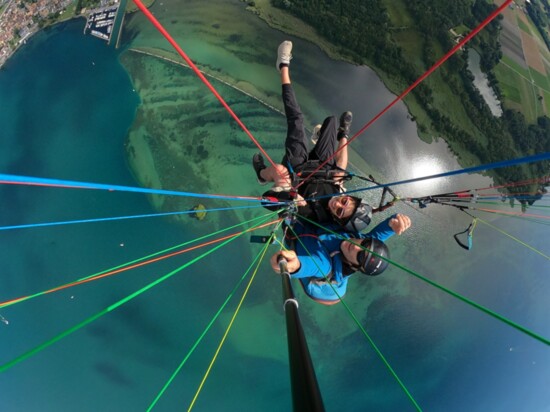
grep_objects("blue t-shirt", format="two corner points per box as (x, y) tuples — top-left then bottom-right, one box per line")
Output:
(289, 216), (396, 303)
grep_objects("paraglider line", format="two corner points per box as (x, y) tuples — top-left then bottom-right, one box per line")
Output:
(0, 214), (281, 309)
(455, 209), (550, 260)
(303, 152), (550, 203)
(187, 233), (273, 411)
(287, 222), (422, 410)
(130, 0), (289, 184)
(0, 205), (266, 231)
(0, 216), (281, 372)
(147, 237), (273, 411)
(300, 215), (550, 346)
(296, 0), (514, 189)
(0, 174), (261, 202)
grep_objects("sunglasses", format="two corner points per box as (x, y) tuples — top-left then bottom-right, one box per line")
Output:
(335, 196), (351, 219)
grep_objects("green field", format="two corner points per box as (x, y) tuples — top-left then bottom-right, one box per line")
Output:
(393, 30), (425, 70)
(495, 63), (522, 102)
(517, 16), (532, 34)
(58, 2), (77, 21)
(530, 67), (550, 91)
(383, 0), (414, 27)
(495, 55), (545, 121)
(385, 1), (485, 142)
(544, 89), (550, 114)
(453, 24), (470, 35)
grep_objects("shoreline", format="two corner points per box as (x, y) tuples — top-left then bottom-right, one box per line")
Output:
(126, 46), (379, 178)
(128, 47), (285, 115)
(244, 0), (485, 169)
(0, 14), (86, 70)
(0, 0), (156, 69)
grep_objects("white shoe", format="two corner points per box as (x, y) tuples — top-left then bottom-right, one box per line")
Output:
(276, 41), (293, 71)
(310, 124), (321, 144)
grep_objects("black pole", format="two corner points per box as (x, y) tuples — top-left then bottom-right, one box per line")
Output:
(279, 259), (325, 412)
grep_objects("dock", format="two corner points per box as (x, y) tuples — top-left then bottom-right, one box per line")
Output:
(84, 5), (119, 43)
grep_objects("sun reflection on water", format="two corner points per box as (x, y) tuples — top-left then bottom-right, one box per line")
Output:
(407, 155), (448, 196)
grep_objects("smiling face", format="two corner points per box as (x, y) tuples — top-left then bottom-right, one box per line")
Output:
(328, 195), (357, 221)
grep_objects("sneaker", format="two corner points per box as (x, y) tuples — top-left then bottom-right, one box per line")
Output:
(276, 41), (293, 72)
(337, 111), (353, 140)
(310, 124), (321, 145)
(252, 153), (268, 185)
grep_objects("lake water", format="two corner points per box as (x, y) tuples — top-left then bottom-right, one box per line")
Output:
(468, 49), (503, 117)
(0, 2), (548, 411)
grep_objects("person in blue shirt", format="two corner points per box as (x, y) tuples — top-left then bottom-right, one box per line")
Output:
(270, 213), (411, 305)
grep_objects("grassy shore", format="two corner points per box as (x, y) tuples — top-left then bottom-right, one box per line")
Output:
(248, 0), (486, 165)
(245, 0), (481, 164)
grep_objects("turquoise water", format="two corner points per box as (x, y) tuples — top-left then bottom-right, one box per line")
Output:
(0, 6), (549, 412)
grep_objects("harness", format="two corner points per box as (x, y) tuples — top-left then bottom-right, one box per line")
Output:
(287, 160), (347, 223)
(291, 160), (352, 185)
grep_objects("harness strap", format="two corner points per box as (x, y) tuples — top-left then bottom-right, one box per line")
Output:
(453, 219), (478, 250)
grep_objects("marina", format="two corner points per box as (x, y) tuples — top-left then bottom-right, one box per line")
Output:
(84, 5), (119, 43)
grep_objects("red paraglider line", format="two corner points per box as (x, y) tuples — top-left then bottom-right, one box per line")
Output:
(296, 0), (514, 190)
(0, 218), (281, 308)
(131, 0), (289, 184)
(448, 176), (549, 194)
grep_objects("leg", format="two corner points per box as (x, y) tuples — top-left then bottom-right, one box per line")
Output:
(309, 116), (338, 165)
(260, 163), (291, 188)
(281, 73), (309, 171)
(276, 42), (309, 171)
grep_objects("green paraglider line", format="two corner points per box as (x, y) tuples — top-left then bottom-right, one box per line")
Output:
(300, 216), (550, 347)
(0, 213), (276, 309)
(464, 199), (550, 210)
(458, 210), (550, 261)
(147, 233), (275, 411)
(0, 214), (279, 373)
(287, 224), (422, 412)
(439, 202), (550, 225)
(474, 211), (550, 227)
(432, 203), (550, 260)
(0, 0), (543, 411)
(187, 228), (279, 411)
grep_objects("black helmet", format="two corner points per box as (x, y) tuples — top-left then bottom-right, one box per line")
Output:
(344, 201), (373, 232)
(357, 237), (389, 276)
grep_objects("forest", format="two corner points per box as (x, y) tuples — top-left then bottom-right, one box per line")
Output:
(526, 0), (550, 51)
(271, 0), (549, 191)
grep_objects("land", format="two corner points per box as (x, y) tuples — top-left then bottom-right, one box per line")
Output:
(0, 0), (155, 68)
(0, 0), (73, 67)
(245, 0), (549, 191)
(494, 0), (550, 121)
(2, 0), (547, 198)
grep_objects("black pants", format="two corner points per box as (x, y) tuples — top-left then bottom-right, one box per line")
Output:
(281, 84), (338, 172)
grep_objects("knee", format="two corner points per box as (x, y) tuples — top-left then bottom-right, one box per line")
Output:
(273, 164), (289, 175)
(272, 164), (291, 186)
(323, 116), (338, 127)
